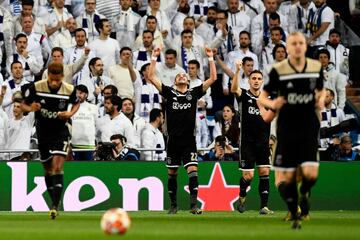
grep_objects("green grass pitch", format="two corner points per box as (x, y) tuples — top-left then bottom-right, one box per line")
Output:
(0, 211), (359, 240)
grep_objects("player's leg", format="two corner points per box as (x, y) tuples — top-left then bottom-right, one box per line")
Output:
(42, 161), (54, 203)
(237, 143), (255, 213)
(50, 154), (66, 211)
(275, 170), (301, 228)
(237, 170), (254, 213)
(258, 166), (273, 214)
(299, 164), (319, 220)
(167, 167), (179, 214)
(186, 165), (202, 214)
(256, 144), (273, 214)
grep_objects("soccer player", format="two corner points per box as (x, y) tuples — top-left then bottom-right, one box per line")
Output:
(231, 61), (274, 215)
(148, 46), (217, 214)
(258, 32), (325, 229)
(22, 62), (80, 219)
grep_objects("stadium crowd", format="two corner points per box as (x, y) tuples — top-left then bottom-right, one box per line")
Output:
(0, 0), (358, 161)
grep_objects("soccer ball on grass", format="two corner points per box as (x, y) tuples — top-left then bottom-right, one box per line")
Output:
(100, 208), (131, 235)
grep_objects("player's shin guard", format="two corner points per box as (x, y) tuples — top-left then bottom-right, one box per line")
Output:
(188, 171), (199, 208)
(45, 175), (54, 202)
(52, 173), (64, 209)
(299, 177), (317, 196)
(259, 175), (270, 208)
(239, 177), (251, 197)
(278, 182), (299, 219)
(168, 174), (178, 207)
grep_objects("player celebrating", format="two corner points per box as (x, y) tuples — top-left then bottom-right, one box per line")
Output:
(148, 46), (217, 214)
(231, 61), (274, 215)
(259, 32), (325, 229)
(22, 62), (80, 219)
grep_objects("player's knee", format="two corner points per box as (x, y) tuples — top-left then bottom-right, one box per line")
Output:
(258, 167), (270, 176)
(167, 168), (178, 175)
(242, 171), (254, 181)
(168, 173), (178, 179)
(186, 165), (198, 173)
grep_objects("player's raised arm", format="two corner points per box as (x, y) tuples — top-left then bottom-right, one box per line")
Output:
(148, 48), (163, 93)
(230, 60), (243, 97)
(203, 46), (217, 92)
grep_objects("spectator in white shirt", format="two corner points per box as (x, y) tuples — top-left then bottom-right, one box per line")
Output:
(51, 17), (77, 50)
(325, 28), (350, 76)
(195, 6), (217, 44)
(139, 0), (171, 36)
(288, 0), (316, 35)
(227, 0), (251, 34)
(133, 15), (165, 51)
(170, 0), (190, 37)
(238, 0), (266, 20)
(79, 57), (113, 104)
(318, 48), (347, 110)
(96, 95), (136, 147)
(109, 47), (140, 99)
(7, 33), (43, 83)
(121, 98), (146, 148)
(261, 26), (286, 67)
(111, 0), (141, 49)
(141, 108), (166, 161)
(133, 30), (162, 71)
(156, 49), (185, 86)
(71, 84), (98, 160)
(88, 18), (120, 75)
(251, 0), (288, 56)
(307, 0), (334, 55)
(75, 0), (106, 43)
(45, 0), (73, 46)
(2, 62), (28, 118)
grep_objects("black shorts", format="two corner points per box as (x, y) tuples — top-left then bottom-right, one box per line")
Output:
(38, 137), (69, 162)
(273, 129), (319, 170)
(166, 136), (197, 169)
(240, 141), (270, 170)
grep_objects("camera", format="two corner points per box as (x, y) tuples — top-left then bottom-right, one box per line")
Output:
(94, 142), (116, 161)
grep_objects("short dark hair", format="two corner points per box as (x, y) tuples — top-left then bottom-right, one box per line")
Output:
(317, 48), (331, 59)
(51, 47), (64, 56)
(140, 63), (150, 75)
(242, 56), (253, 64)
(188, 59), (200, 69)
(146, 15), (157, 23)
(270, 26), (283, 34)
(165, 49), (177, 58)
(272, 44), (287, 59)
(217, 9), (228, 19)
(329, 28), (341, 37)
(249, 70), (263, 78)
(88, 57), (101, 71)
(110, 134), (127, 145)
(269, 12), (280, 21)
(120, 46), (132, 55)
(74, 28), (87, 36)
(11, 61), (22, 70)
(142, 29), (154, 37)
(208, 6), (218, 13)
(15, 33), (27, 42)
(183, 16), (195, 24)
(150, 108), (162, 123)
(95, 18), (109, 33)
(48, 62), (64, 75)
(75, 84), (89, 94)
(181, 29), (193, 37)
(326, 88), (335, 97)
(22, 0), (34, 7)
(121, 97), (134, 107)
(239, 30), (251, 39)
(105, 95), (122, 111)
(104, 85), (118, 95)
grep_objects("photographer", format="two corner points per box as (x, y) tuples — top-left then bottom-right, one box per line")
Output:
(203, 135), (238, 161)
(94, 134), (140, 161)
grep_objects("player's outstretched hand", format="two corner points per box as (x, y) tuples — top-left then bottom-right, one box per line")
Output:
(205, 45), (213, 57)
(58, 111), (72, 120)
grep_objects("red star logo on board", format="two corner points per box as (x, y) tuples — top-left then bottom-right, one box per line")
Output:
(184, 162), (240, 211)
